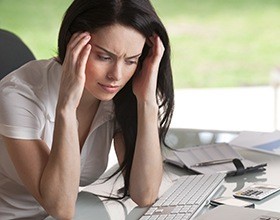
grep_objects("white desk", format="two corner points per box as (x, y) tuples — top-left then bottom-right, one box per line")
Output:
(49, 128), (280, 219)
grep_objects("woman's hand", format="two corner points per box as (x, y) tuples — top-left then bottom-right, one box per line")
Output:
(132, 34), (165, 104)
(58, 32), (92, 110)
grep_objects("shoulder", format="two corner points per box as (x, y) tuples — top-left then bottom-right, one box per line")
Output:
(0, 58), (62, 121)
(0, 58), (61, 97)
(1, 58), (61, 85)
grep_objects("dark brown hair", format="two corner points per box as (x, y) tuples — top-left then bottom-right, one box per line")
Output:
(57, 0), (174, 198)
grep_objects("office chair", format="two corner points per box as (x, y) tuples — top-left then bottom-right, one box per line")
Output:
(0, 29), (36, 80)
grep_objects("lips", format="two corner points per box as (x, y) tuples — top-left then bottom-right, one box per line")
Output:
(98, 83), (120, 93)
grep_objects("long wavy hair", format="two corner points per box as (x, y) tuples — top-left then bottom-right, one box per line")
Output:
(57, 0), (174, 198)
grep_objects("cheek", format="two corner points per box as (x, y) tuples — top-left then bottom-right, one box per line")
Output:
(125, 68), (136, 81)
(86, 55), (96, 72)
(125, 64), (139, 80)
(85, 62), (94, 80)
(85, 58), (103, 80)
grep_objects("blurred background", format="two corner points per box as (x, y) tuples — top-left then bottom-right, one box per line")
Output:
(1, 0), (280, 131)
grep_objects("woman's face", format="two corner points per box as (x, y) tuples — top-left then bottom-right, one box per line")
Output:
(85, 23), (146, 101)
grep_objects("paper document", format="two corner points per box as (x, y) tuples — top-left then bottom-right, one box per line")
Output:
(165, 143), (266, 176)
(229, 130), (280, 156)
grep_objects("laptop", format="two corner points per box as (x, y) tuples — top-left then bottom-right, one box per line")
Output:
(195, 205), (280, 220)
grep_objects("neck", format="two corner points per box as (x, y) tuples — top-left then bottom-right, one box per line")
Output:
(78, 89), (100, 111)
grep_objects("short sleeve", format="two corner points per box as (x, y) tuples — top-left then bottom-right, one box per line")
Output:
(0, 82), (45, 140)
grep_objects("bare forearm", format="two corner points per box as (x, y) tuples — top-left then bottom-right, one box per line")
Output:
(40, 108), (80, 217)
(130, 101), (163, 206)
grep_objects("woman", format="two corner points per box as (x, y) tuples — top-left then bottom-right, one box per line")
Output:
(0, 0), (174, 219)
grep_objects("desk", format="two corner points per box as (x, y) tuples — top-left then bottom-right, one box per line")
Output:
(48, 128), (280, 220)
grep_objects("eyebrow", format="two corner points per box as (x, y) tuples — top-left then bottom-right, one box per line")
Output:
(93, 44), (142, 59)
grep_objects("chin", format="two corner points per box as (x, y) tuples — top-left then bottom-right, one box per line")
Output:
(86, 88), (117, 101)
(96, 93), (116, 101)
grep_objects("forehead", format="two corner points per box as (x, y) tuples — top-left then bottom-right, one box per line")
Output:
(90, 24), (146, 56)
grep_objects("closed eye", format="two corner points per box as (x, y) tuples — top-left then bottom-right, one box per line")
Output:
(125, 59), (138, 65)
(97, 55), (112, 61)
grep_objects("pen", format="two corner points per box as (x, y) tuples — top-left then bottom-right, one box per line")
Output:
(191, 158), (235, 167)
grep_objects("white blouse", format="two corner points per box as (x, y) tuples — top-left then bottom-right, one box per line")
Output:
(0, 59), (117, 219)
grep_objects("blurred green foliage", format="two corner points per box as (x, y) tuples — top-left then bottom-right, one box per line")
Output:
(1, 0), (280, 88)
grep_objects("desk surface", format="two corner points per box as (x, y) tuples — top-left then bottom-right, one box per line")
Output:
(53, 129), (280, 220)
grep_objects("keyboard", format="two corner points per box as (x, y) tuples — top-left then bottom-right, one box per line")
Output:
(139, 173), (226, 220)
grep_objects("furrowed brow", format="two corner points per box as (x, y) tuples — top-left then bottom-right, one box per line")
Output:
(93, 44), (141, 59)
(93, 44), (116, 57)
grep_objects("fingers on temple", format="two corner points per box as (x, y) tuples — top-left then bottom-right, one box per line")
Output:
(65, 32), (91, 65)
(77, 44), (91, 73)
(148, 34), (165, 62)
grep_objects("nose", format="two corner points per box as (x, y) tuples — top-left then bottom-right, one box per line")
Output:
(106, 62), (122, 81)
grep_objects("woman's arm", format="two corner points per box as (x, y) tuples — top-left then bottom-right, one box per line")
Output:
(130, 100), (162, 207)
(115, 35), (165, 207)
(3, 110), (79, 219)
(3, 32), (92, 220)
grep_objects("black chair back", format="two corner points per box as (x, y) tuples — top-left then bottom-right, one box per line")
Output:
(0, 29), (36, 80)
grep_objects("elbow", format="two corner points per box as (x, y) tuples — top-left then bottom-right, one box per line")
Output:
(131, 191), (158, 207)
(51, 208), (75, 220)
(133, 196), (157, 207)
(44, 201), (76, 220)
(39, 189), (78, 219)
(47, 207), (75, 220)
